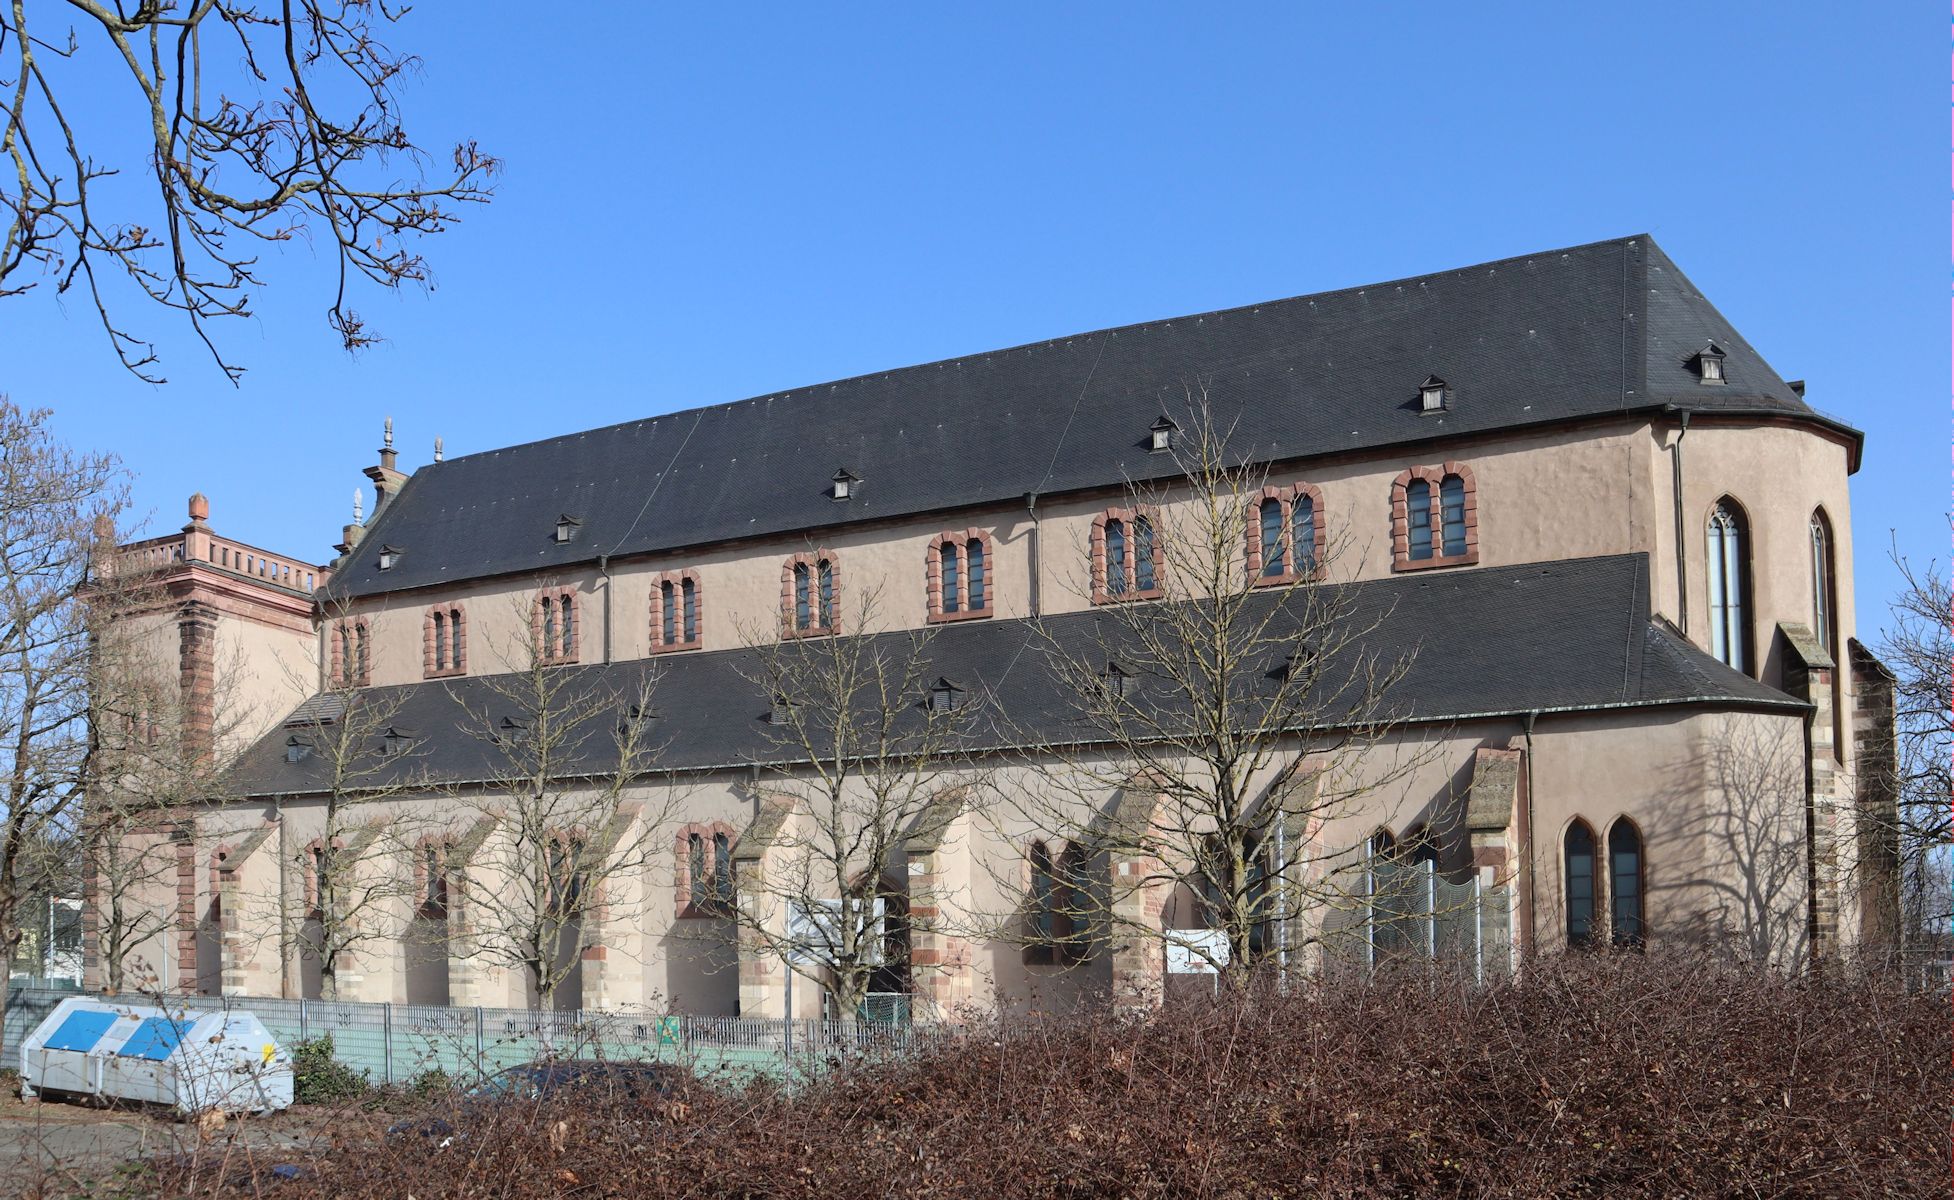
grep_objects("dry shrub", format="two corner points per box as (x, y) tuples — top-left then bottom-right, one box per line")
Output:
(158, 951), (1949, 1199)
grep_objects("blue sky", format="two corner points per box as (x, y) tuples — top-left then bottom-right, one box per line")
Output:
(9, 4), (1941, 628)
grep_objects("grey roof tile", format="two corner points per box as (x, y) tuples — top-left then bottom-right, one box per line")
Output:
(232, 554), (1804, 798)
(327, 236), (1852, 600)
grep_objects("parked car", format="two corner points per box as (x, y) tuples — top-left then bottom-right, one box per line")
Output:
(387, 1060), (691, 1147)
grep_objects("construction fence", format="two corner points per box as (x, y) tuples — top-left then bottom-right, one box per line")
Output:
(2, 987), (940, 1089)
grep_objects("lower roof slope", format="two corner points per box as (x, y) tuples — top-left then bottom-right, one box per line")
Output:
(329, 235), (1854, 600)
(231, 554), (1800, 799)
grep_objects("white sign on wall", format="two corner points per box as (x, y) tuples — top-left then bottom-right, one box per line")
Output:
(1164, 929), (1230, 975)
(785, 897), (886, 967)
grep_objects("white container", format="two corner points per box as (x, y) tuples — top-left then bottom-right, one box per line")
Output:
(19, 997), (294, 1114)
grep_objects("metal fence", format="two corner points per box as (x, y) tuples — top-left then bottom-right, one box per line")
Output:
(2, 988), (945, 1089)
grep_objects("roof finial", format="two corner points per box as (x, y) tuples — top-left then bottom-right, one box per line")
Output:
(383, 415), (394, 449)
(434, 435), (444, 463)
(353, 487), (364, 525)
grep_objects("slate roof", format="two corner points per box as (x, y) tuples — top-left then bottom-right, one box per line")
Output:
(327, 234), (1858, 601)
(233, 553), (1802, 798)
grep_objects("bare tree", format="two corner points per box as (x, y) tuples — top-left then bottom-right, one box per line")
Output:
(1, 2), (497, 383)
(455, 593), (669, 1012)
(1874, 538), (1952, 949)
(724, 581), (973, 1021)
(1003, 397), (1432, 992)
(275, 638), (434, 1003)
(0, 400), (125, 1034)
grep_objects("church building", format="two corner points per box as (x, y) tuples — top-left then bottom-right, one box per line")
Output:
(90, 235), (1900, 1018)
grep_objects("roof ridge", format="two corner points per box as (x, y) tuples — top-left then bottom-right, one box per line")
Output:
(430, 233), (1657, 469)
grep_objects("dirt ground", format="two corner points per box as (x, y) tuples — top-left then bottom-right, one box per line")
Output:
(0, 1087), (334, 1196)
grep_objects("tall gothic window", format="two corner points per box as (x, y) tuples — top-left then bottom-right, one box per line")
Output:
(1809, 510), (1835, 657)
(1565, 821), (1597, 948)
(1706, 499), (1751, 672)
(1608, 820), (1645, 947)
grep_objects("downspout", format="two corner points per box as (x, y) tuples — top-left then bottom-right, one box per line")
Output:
(1669, 411), (1691, 635)
(1024, 493), (1042, 618)
(598, 555), (614, 665)
(276, 797), (290, 998)
(1520, 711), (1539, 962)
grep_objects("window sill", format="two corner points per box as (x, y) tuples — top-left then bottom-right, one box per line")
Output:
(1249, 570), (1323, 588)
(423, 665), (467, 679)
(927, 607), (994, 624)
(649, 640), (703, 655)
(781, 624), (839, 640)
(1091, 588), (1165, 606)
(1391, 550), (1479, 573)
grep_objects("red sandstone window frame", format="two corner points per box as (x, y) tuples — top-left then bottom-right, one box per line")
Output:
(1390, 462), (1479, 572)
(926, 528), (996, 623)
(649, 569), (704, 653)
(329, 618), (371, 688)
(423, 604), (468, 678)
(1090, 506), (1165, 604)
(674, 821), (738, 918)
(1244, 482), (1328, 585)
(532, 588), (581, 665)
(781, 550), (842, 637)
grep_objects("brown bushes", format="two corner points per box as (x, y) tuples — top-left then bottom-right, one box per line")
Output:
(160, 952), (1949, 1199)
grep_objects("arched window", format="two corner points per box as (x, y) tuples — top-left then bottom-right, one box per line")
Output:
(1439, 475), (1467, 557)
(1706, 499), (1751, 672)
(940, 542), (961, 612)
(1025, 840), (1079, 965)
(1260, 498), (1286, 578)
(1809, 510), (1843, 761)
(534, 591), (577, 663)
(713, 832), (732, 904)
(332, 620), (371, 688)
(967, 538), (986, 610)
(676, 823), (735, 916)
(1565, 821), (1597, 948)
(1405, 479), (1433, 561)
(1105, 519), (1128, 596)
(1809, 511), (1835, 658)
(1393, 464), (1478, 571)
(1608, 820), (1644, 947)
(783, 552), (841, 635)
(1292, 492), (1316, 576)
(817, 558), (836, 628)
(1029, 840), (1056, 946)
(929, 531), (996, 622)
(426, 606), (466, 677)
(1134, 516), (1157, 592)
(1094, 508), (1163, 602)
(651, 571), (703, 652)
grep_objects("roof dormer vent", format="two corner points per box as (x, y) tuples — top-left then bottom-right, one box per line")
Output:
(831, 469), (860, 502)
(1148, 416), (1177, 454)
(1418, 375), (1449, 413)
(376, 544), (400, 571)
(1690, 343), (1727, 385)
(555, 514), (582, 544)
(926, 677), (966, 714)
